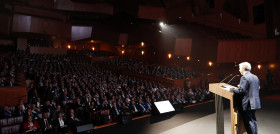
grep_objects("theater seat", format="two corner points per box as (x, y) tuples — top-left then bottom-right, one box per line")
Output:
(100, 109), (112, 124)
(11, 124), (21, 133)
(0, 118), (8, 127)
(1, 126), (11, 134)
(9, 106), (15, 112)
(14, 116), (23, 124)
(100, 109), (110, 115)
(7, 118), (15, 126)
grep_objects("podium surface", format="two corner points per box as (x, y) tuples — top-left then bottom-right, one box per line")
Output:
(210, 83), (246, 134)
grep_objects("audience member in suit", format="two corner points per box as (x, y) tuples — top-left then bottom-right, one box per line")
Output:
(144, 98), (152, 112)
(33, 97), (42, 109)
(14, 105), (26, 116)
(31, 104), (40, 117)
(39, 112), (54, 134)
(110, 103), (122, 121)
(72, 97), (84, 110)
(17, 99), (28, 111)
(121, 102), (131, 116)
(67, 109), (80, 133)
(169, 95), (178, 105)
(51, 105), (65, 120)
(130, 100), (140, 117)
(138, 100), (150, 114)
(24, 108), (39, 121)
(54, 112), (68, 134)
(22, 115), (40, 134)
(1, 105), (13, 118)
(41, 100), (54, 113)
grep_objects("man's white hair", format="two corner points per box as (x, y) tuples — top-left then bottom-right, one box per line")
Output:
(239, 62), (251, 71)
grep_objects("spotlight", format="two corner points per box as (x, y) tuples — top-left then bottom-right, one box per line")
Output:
(92, 47), (95, 51)
(91, 40), (94, 43)
(186, 56), (190, 61)
(159, 30), (162, 33)
(121, 50), (125, 54)
(141, 51), (144, 55)
(67, 45), (71, 49)
(141, 42), (144, 47)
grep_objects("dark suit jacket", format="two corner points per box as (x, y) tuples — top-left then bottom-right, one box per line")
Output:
(39, 118), (54, 132)
(230, 72), (261, 111)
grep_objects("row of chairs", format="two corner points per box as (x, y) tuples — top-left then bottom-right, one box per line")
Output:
(0, 116), (23, 127)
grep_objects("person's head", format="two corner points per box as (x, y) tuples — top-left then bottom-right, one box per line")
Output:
(43, 112), (48, 119)
(27, 108), (32, 115)
(58, 112), (63, 118)
(18, 105), (23, 110)
(57, 105), (61, 111)
(45, 100), (50, 106)
(18, 99), (23, 104)
(4, 105), (9, 111)
(70, 109), (74, 116)
(28, 115), (33, 122)
(239, 62), (251, 75)
(36, 97), (40, 102)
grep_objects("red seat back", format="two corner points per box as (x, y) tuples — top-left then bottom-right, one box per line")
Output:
(100, 109), (110, 115)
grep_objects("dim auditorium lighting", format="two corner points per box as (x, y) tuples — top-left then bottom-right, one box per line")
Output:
(121, 50), (125, 54)
(258, 64), (261, 70)
(92, 47), (95, 51)
(91, 40), (94, 43)
(209, 61), (213, 66)
(168, 53), (172, 59)
(67, 45), (71, 49)
(186, 56), (190, 61)
(269, 64), (275, 69)
(141, 51), (144, 55)
(122, 44), (125, 47)
(141, 42), (144, 47)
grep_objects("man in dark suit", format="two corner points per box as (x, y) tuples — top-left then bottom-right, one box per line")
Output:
(67, 109), (80, 133)
(227, 62), (261, 134)
(39, 112), (54, 134)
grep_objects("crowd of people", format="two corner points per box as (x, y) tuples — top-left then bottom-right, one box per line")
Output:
(105, 58), (200, 79)
(0, 57), (15, 87)
(0, 50), (211, 133)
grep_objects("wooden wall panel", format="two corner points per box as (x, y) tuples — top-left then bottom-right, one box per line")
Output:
(0, 13), (11, 35)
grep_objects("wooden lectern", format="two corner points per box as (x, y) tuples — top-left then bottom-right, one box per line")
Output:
(209, 83), (246, 134)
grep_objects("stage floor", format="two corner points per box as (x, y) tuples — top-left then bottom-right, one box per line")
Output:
(94, 98), (280, 134)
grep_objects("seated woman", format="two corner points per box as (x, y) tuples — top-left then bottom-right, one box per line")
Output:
(22, 115), (40, 134)
(54, 112), (68, 134)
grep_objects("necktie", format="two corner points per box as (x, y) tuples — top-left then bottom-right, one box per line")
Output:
(45, 119), (49, 128)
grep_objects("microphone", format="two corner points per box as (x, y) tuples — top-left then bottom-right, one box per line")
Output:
(218, 74), (233, 86)
(227, 75), (240, 84)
